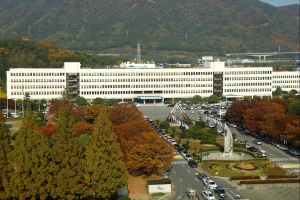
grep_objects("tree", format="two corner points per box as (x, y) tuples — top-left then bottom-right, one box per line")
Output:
(39, 123), (56, 139)
(76, 96), (88, 106)
(50, 98), (84, 199)
(76, 121), (94, 135)
(126, 131), (174, 176)
(92, 97), (104, 104)
(0, 110), (11, 199)
(85, 104), (109, 123)
(192, 95), (203, 103)
(159, 121), (170, 129)
(195, 120), (206, 128)
(226, 99), (260, 123)
(287, 101), (300, 116)
(82, 106), (128, 199)
(108, 104), (143, 126)
(290, 89), (298, 95)
(274, 86), (282, 96)
(208, 94), (219, 103)
(3, 102), (51, 200)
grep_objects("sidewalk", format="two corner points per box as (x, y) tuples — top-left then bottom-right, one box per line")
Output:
(202, 152), (253, 160)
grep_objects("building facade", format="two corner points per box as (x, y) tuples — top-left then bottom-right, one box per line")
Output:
(6, 62), (300, 103)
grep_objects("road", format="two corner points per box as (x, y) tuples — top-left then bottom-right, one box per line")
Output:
(168, 158), (246, 200)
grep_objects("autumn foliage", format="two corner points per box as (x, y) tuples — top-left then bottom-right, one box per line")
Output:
(39, 123), (56, 139)
(227, 99), (300, 143)
(76, 121), (94, 135)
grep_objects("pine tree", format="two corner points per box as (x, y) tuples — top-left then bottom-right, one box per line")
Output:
(0, 110), (11, 199)
(3, 102), (51, 199)
(50, 98), (84, 199)
(82, 106), (128, 199)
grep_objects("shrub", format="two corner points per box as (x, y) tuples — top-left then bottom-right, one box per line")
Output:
(265, 163), (275, 169)
(240, 179), (300, 185)
(209, 164), (222, 170)
(230, 176), (260, 180)
(118, 196), (131, 200)
(267, 174), (298, 179)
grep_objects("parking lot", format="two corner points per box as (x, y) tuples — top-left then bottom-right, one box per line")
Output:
(139, 105), (300, 200)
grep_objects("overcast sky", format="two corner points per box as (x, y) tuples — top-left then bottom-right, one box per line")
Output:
(260, 0), (299, 6)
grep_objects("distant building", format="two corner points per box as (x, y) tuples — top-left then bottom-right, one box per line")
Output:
(6, 62), (300, 104)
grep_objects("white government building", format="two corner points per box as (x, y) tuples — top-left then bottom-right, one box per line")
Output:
(6, 61), (300, 104)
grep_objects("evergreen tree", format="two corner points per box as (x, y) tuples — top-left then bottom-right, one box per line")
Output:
(82, 106), (128, 199)
(3, 102), (51, 199)
(0, 110), (11, 199)
(50, 98), (84, 199)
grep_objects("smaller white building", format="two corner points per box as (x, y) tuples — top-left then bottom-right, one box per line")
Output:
(147, 178), (171, 194)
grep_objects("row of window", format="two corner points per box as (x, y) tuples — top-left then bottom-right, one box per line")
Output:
(80, 71), (213, 76)
(80, 84), (213, 89)
(273, 75), (300, 78)
(11, 79), (65, 83)
(80, 78), (213, 82)
(80, 90), (213, 95)
(224, 77), (271, 81)
(273, 80), (299, 83)
(11, 73), (65, 76)
(11, 85), (65, 89)
(272, 85), (299, 89)
(224, 71), (272, 75)
(224, 82), (272, 86)
(11, 91), (63, 95)
(225, 88), (272, 92)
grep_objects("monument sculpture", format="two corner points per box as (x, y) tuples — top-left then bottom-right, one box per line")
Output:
(221, 124), (233, 157)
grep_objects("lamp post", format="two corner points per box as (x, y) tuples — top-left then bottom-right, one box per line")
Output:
(199, 148), (202, 163)
(219, 100), (222, 119)
(93, 180), (96, 200)
(43, 103), (47, 123)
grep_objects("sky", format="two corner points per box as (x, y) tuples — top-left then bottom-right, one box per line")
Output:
(260, 0), (299, 6)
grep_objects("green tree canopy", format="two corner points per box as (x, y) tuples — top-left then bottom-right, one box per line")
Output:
(93, 97), (104, 104)
(50, 98), (84, 199)
(82, 106), (128, 199)
(76, 96), (89, 106)
(159, 121), (170, 129)
(208, 94), (219, 103)
(290, 89), (298, 95)
(274, 86), (283, 96)
(287, 101), (300, 116)
(3, 102), (51, 200)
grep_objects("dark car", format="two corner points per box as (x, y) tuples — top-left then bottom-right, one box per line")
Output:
(214, 186), (226, 198)
(197, 173), (208, 182)
(167, 104), (175, 107)
(248, 146), (257, 152)
(188, 160), (198, 168)
(174, 144), (180, 150)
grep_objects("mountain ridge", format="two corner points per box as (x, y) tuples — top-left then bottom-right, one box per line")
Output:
(0, 0), (298, 54)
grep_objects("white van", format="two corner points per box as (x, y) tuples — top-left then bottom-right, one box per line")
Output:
(10, 113), (19, 118)
(257, 150), (266, 157)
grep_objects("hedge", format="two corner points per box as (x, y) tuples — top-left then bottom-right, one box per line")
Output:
(230, 176), (260, 180)
(240, 179), (300, 184)
(201, 158), (265, 163)
(267, 174), (299, 179)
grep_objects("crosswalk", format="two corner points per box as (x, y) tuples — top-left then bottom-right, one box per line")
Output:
(174, 155), (183, 159)
(172, 160), (188, 165)
(269, 157), (300, 162)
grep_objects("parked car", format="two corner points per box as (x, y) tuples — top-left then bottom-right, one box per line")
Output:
(169, 139), (177, 145)
(180, 150), (188, 156)
(248, 146), (257, 152)
(257, 150), (267, 157)
(188, 160), (198, 168)
(214, 187), (226, 198)
(204, 179), (218, 189)
(253, 139), (262, 145)
(243, 143), (251, 149)
(183, 154), (193, 161)
(197, 173), (208, 182)
(167, 104), (175, 107)
(201, 190), (216, 200)
(289, 149), (300, 156)
(278, 145), (289, 151)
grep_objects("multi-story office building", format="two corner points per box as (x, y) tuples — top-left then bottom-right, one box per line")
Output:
(6, 62), (300, 103)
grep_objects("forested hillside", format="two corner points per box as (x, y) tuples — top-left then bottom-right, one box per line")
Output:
(0, 38), (123, 92)
(0, 0), (298, 54)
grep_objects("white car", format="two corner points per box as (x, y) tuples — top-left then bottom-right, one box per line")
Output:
(201, 190), (216, 200)
(278, 145), (288, 151)
(204, 179), (218, 189)
(169, 139), (177, 145)
(183, 154), (193, 161)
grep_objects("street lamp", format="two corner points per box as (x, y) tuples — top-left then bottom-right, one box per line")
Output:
(93, 180), (96, 200)
(43, 103), (47, 123)
(219, 100), (222, 119)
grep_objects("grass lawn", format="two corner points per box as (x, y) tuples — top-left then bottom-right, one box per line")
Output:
(200, 161), (287, 177)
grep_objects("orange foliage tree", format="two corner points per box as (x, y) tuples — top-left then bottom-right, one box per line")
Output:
(108, 104), (143, 126)
(284, 115), (300, 142)
(39, 124), (56, 139)
(85, 104), (110, 123)
(125, 131), (174, 176)
(76, 121), (94, 135)
(226, 99), (260, 123)
(243, 100), (285, 134)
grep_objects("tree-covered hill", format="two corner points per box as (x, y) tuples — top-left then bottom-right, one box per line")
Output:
(0, 0), (298, 54)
